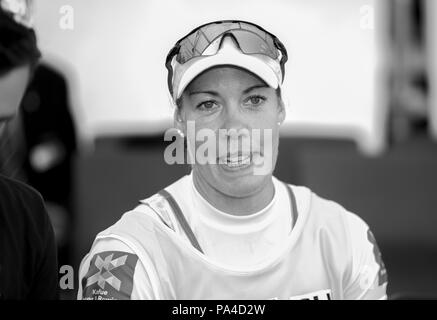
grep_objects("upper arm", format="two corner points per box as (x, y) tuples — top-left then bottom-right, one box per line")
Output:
(28, 194), (59, 300)
(343, 213), (388, 300)
(77, 237), (155, 300)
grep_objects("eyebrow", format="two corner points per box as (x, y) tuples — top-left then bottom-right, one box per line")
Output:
(188, 84), (269, 97)
(188, 90), (220, 96)
(242, 84), (269, 94)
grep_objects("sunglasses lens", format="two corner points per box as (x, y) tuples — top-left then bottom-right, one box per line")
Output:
(226, 30), (278, 58)
(176, 21), (280, 64)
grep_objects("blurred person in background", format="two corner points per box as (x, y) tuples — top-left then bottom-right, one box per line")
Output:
(0, 4), (77, 266)
(388, 0), (429, 143)
(78, 20), (388, 300)
(18, 61), (77, 267)
(0, 0), (58, 299)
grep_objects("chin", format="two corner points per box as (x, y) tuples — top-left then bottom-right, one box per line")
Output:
(215, 172), (270, 198)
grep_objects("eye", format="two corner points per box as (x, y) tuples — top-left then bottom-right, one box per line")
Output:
(197, 100), (219, 112)
(244, 95), (266, 107)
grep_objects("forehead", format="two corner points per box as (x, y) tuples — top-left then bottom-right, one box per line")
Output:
(185, 66), (268, 93)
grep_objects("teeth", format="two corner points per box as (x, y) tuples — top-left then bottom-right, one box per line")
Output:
(224, 155), (251, 167)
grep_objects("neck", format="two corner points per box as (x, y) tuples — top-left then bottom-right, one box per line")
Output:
(192, 171), (275, 216)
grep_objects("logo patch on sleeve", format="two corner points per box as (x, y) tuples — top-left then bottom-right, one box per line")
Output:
(367, 230), (388, 286)
(81, 251), (138, 300)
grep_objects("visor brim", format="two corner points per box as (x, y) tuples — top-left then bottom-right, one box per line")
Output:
(174, 51), (281, 100)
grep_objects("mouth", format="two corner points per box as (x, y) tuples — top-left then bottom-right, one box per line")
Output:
(218, 153), (253, 171)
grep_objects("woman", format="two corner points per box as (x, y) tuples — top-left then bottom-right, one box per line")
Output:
(78, 20), (388, 300)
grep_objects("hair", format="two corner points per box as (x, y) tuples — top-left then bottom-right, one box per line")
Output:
(0, 10), (40, 77)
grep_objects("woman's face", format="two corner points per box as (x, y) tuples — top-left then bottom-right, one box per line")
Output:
(176, 66), (285, 198)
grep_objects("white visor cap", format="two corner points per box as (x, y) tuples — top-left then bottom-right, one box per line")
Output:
(171, 36), (283, 101)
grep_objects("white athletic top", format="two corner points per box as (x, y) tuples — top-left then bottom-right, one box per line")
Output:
(77, 174), (388, 300)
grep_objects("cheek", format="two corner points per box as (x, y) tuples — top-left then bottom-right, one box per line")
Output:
(181, 108), (220, 131)
(0, 89), (22, 118)
(259, 127), (280, 153)
(251, 99), (282, 127)
(0, 66), (30, 117)
(252, 112), (280, 156)
(251, 109), (281, 141)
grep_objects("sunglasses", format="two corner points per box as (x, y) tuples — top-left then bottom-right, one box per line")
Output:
(165, 20), (288, 97)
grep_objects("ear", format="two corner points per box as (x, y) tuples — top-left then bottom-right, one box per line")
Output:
(277, 96), (286, 125)
(174, 107), (186, 134)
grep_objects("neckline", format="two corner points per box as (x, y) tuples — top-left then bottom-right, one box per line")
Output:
(190, 171), (277, 219)
(158, 175), (311, 276)
(190, 173), (279, 233)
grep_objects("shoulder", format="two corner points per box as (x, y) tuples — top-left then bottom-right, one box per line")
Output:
(78, 237), (155, 300)
(283, 180), (372, 252)
(291, 183), (369, 235)
(80, 237), (139, 275)
(0, 174), (44, 205)
(98, 175), (192, 238)
(0, 175), (50, 233)
(89, 196), (178, 254)
(33, 63), (67, 88)
(285, 182), (388, 298)
(0, 176), (57, 299)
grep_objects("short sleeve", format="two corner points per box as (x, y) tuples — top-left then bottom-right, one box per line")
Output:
(77, 237), (155, 300)
(343, 213), (388, 300)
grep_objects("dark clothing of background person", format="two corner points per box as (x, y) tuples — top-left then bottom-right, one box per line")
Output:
(12, 63), (77, 266)
(0, 174), (58, 300)
(20, 63), (77, 205)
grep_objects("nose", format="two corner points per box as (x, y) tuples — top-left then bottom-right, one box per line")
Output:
(220, 99), (249, 135)
(218, 100), (251, 153)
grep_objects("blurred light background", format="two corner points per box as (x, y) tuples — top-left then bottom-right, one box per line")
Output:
(34, 0), (386, 154)
(22, 0), (437, 298)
